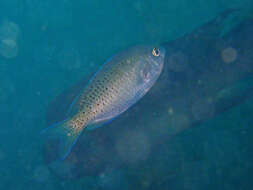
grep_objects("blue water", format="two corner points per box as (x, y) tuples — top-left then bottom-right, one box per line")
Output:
(0, 0), (253, 189)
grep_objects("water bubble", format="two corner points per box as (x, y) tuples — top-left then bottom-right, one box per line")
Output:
(0, 39), (18, 58)
(116, 131), (150, 164)
(168, 107), (174, 115)
(221, 47), (237, 63)
(0, 20), (20, 58)
(0, 20), (20, 41)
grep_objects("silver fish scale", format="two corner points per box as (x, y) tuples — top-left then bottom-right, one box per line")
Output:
(90, 60), (138, 122)
(70, 57), (139, 129)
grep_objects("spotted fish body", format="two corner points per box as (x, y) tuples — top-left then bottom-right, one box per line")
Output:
(42, 45), (165, 160)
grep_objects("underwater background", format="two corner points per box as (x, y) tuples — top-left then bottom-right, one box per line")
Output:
(0, 0), (253, 189)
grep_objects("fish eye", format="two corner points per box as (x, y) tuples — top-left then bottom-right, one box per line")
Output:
(152, 48), (160, 57)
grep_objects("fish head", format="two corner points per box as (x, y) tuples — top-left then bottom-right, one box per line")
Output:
(137, 45), (166, 83)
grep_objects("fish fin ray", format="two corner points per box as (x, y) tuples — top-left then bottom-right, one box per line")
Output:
(40, 118), (69, 135)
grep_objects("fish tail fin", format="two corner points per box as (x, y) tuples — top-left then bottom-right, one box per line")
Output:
(41, 119), (82, 160)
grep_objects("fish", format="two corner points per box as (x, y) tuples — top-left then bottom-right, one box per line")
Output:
(43, 10), (253, 179)
(41, 45), (166, 160)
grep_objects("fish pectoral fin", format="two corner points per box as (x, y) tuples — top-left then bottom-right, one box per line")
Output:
(41, 119), (83, 160)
